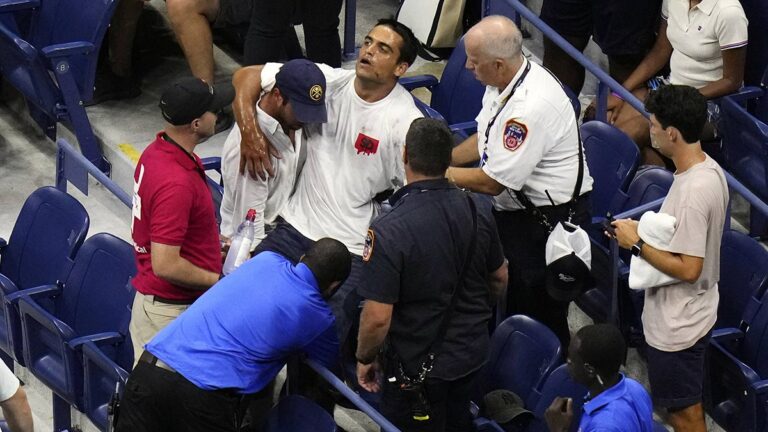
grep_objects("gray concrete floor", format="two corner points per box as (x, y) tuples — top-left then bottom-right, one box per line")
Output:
(0, 0), (734, 430)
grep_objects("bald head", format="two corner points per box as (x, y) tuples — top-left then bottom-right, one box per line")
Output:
(465, 15), (523, 62)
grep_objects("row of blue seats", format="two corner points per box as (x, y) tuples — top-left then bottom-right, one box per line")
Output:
(0, 0), (116, 174)
(0, 187), (340, 432)
(13, 154), (768, 431)
(0, 186), (133, 430)
(396, 30), (768, 430)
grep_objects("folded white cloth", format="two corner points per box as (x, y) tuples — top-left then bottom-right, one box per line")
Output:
(629, 211), (681, 290)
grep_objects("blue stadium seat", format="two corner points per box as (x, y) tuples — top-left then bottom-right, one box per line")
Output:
(720, 94), (768, 199)
(756, 67), (768, 123)
(704, 289), (768, 432)
(81, 333), (133, 431)
(12, 233), (135, 428)
(473, 314), (563, 428)
(740, 0), (768, 88)
(399, 36), (486, 137)
(611, 166), (674, 218)
(716, 230), (768, 330)
(200, 156), (225, 228)
(0, 186), (89, 366)
(0, 0), (120, 173)
(581, 121), (640, 220)
(577, 167), (672, 345)
(264, 395), (337, 432)
(719, 92), (768, 236)
(526, 364), (589, 432)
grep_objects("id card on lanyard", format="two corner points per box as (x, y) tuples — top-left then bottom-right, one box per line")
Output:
(480, 60), (531, 168)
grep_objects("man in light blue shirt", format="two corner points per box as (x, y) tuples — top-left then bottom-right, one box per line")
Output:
(116, 238), (351, 432)
(545, 324), (654, 432)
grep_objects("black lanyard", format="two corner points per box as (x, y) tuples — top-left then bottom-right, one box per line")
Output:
(480, 60), (531, 167)
(162, 133), (207, 182)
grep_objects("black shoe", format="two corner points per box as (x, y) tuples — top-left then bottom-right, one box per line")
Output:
(215, 108), (234, 135)
(85, 70), (141, 106)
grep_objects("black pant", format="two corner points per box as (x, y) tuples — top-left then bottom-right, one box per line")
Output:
(380, 371), (477, 432)
(245, 0), (343, 67)
(494, 195), (591, 349)
(115, 360), (251, 432)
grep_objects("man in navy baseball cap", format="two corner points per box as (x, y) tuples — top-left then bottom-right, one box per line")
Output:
(274, 59), (327, 124)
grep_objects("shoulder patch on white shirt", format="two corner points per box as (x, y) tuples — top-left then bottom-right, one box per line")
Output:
(503, 119), (528, 152)
(362, 229), (375, 262)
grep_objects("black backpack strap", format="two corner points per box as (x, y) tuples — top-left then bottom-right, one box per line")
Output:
(414, 192), (478, 381)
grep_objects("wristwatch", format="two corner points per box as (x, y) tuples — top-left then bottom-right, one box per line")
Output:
(631, 239), (645, 257)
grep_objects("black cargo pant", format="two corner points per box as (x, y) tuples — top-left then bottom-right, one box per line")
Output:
(494, 194), (591, 349)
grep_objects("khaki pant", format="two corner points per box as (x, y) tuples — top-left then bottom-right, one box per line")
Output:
(129, 292), (190, 367)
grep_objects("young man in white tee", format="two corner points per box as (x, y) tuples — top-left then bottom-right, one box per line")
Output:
(612, 85), (728, 432)
(219, 59), (327, 247)
(230, 19), (423, 342)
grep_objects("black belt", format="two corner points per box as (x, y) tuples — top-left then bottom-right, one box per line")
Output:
(500, 191), (591, 213)
(139, 351), (177, 373)
(139, 351), (246, 399)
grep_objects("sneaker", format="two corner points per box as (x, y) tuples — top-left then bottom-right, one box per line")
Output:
(214, 107), (234, 135)
(85, 69), (141, 106)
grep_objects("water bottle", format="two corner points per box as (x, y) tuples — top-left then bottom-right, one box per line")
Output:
(222, 208), (257, 275)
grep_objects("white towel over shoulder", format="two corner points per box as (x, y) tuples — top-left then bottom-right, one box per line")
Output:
(629, 211), (681, 290)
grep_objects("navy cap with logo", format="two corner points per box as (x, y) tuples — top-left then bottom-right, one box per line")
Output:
(275, 59), (327, 124)
(159, 78), (235, 126)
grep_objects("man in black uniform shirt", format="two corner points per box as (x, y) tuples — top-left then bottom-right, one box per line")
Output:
(355, 118), (508, 432)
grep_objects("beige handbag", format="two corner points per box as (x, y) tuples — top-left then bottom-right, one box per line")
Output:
(396, 0), (466, 58)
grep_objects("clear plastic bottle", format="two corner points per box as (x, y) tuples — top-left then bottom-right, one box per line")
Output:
(222, 208), (257, 275)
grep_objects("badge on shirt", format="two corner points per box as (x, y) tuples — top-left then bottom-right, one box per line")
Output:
(355, 133), (380, 155)
(362, 229), (375, 262)
(503, 119), (528, 152)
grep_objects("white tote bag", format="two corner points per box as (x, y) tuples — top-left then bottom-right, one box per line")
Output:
(396, 0), (466, 50)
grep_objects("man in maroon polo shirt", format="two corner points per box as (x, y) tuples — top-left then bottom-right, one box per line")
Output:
(129, 77), (234, 363)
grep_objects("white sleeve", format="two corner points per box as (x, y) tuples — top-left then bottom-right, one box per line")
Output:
(482, 110), (548, 191)
(219, 127), (270, 239)
(260, 63), (283, 92)
(0, 362), (19, 402)
(661, 0), (668, 20)
(315, 64), (357, 92)
(715, 6), (749, 50)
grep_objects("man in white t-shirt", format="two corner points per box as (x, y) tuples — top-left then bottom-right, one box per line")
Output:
(612, 85), (728, 432)
(220, 59), (326, 247)
(0, 362), (33, 432)
(447, 16), (593, 348)
(231, 19), (423, 341)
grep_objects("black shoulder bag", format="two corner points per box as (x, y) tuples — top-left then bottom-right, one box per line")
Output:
(393, 192), (478, 422)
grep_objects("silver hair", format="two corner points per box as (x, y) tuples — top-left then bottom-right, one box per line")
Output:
(471, 15), (523, 61)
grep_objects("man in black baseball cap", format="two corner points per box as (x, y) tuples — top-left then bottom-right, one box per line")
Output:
(127, 77), (235, 364)
(160, 78), (235, 127)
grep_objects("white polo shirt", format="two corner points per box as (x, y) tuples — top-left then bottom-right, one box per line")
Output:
(219, 107), (304, 240)
(664, 0), (748, 89)
(476, 58), (592, 211)
(0, 361), (18, 402)
(268, 64), (423, 255)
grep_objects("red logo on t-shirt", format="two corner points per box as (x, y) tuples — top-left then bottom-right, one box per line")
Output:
(354, 133), (380, 155)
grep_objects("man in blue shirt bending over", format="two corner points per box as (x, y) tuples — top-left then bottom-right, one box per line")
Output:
(545, 324), (654, 432)
(116, 238), (351, 432)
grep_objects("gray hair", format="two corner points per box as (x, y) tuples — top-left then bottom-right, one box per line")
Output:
(468, 15), (523, 62)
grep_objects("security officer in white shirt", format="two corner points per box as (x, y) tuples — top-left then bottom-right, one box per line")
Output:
(220, 59), (326, 245)
(447, 15), (594, 347)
